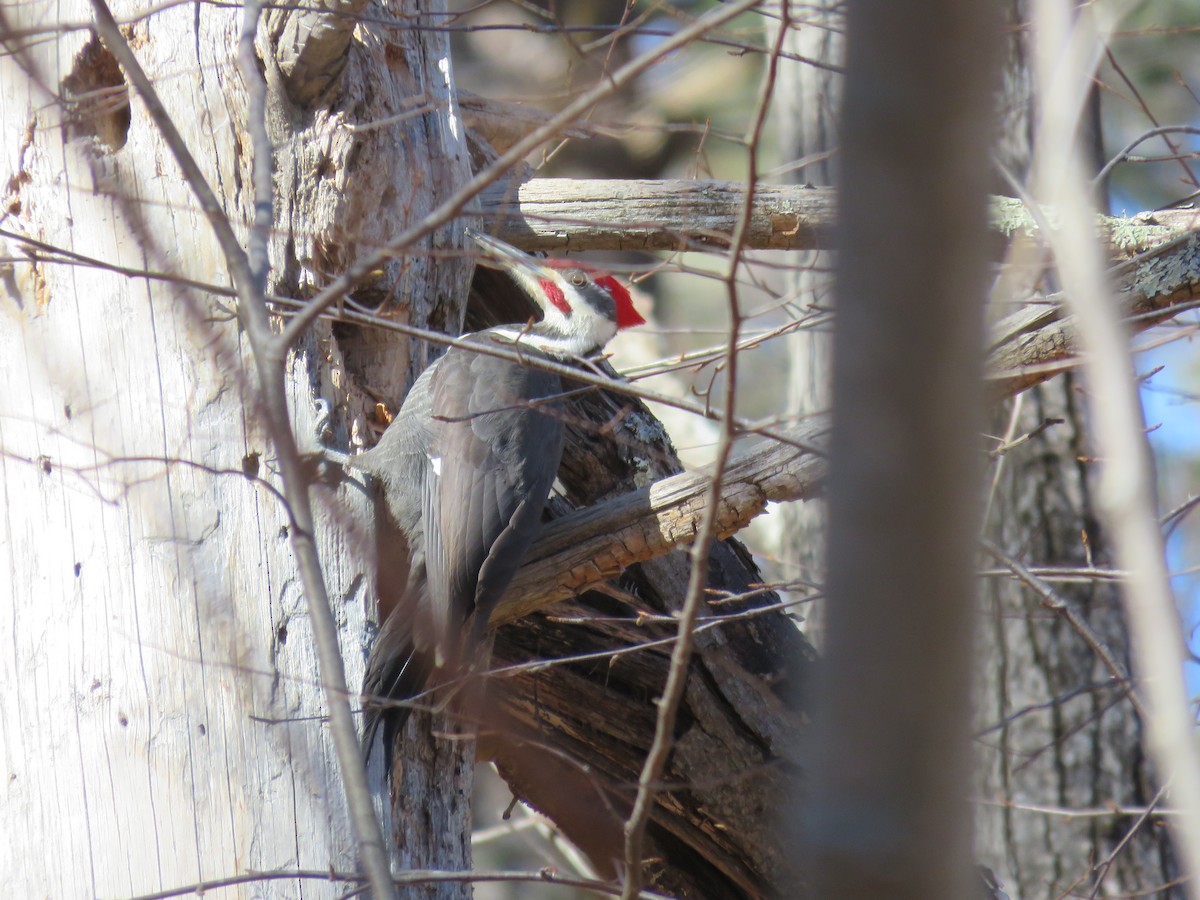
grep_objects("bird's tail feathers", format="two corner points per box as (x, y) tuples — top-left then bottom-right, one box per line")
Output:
(361, 600), (434, 770)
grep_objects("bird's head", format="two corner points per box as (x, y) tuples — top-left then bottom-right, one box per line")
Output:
(470, 231), (645, 357)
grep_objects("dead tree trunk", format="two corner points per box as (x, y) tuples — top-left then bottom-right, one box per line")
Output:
(1, 0), (471, 895)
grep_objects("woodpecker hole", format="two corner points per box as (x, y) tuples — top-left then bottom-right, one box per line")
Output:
(241, 451), (260, 479)
(61, 35), (130, 151)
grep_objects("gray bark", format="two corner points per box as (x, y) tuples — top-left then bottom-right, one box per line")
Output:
(264, 0), (475, 890)
(975, 382), (1180, 897)
(0, 1), (472, 896)
(971, 3), (1179, 895)
(800, 1), (1000, 897)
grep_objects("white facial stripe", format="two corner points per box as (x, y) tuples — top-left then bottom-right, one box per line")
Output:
(490, 326), (609, 357)
(490, 267), (623, 356)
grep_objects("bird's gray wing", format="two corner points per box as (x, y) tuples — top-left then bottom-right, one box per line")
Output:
(423, 338), (565, 666)
(355, 362), (441, 765)
(348, 363), (438, 546)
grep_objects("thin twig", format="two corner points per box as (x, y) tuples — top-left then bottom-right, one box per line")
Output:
(1093, 125), (1200, 187)
(975, 681), (1133, 737)
(1104, 47), (1200, 194)
(980, 539), (1146, 720)
(976, 796), (1175, 819)
(986, 416), (1065, 457)
(1088, 786), (1170, 899)
(115, 866), (675, 900)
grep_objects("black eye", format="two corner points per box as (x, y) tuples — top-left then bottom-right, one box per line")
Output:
(570, 272), (587, 287)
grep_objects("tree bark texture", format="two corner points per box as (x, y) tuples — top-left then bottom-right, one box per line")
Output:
(974, 383), (1180, 897)
(476, 177), (1193, 255)
(263, 0), (474, 886)
(970, 3), (1179, 895)
(3, 3), (1198, 896)
(0, 1), (472, 897)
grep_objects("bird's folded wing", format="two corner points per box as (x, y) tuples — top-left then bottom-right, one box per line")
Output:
(423, 343), (566, 664)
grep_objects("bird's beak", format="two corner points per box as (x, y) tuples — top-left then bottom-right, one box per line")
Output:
(468, 230), (557, 297)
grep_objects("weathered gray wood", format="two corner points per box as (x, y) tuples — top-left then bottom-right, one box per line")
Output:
(1, 3), (369, 894)
(263, 0), (475, 892)
(478, 176), (1194, 254)
(495, 420), (826, 626)
(267, 0), (368, 106)
(478, 177), (836, 250)
(0, 1), (472, 896)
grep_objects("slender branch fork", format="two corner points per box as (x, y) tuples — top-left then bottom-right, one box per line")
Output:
(84, 1), (398, 897)
(980, 539), (1146, 721)
(618, 4), (791, 897)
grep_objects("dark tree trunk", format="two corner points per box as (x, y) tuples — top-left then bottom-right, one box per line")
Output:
(974, 380), (1180, 897)
(971, 3), (1179, 895)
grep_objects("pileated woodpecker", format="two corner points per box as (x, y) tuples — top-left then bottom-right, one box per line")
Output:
(356, 232), (645, 763)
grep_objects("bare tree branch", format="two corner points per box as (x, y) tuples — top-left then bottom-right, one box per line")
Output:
(476, 176), (1195, 253)
(490, 217), (1200, 629)
(987, 228), (1200, 394)
(494, 420), (827, 626)
(120, 866), (674, 900)
(618, 9), (791, 895)
(478, 178), (837, 251)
